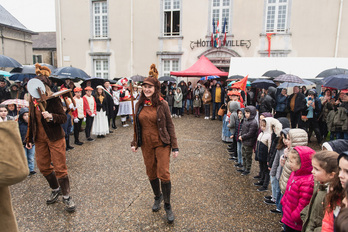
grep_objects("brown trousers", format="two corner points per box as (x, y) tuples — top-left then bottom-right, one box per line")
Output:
(35, 137), (67, 178)
(141, 145), (171, 182)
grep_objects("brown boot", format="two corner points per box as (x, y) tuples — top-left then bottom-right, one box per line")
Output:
(58, 176), (76, 212)
(44, 172), (61, 204)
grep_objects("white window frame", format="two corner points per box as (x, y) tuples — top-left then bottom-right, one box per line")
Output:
(211, 0), (231, 33)
(163, 0), (181, 37)
(94, 59), (109, 79)
(162, 59), (179, 77)
(33, 54), (42, 64)
(265, 0), (289, 33)
(92, 1), (108, 38)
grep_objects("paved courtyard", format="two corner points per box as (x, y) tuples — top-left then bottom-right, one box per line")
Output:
(10, 115), (307, 231)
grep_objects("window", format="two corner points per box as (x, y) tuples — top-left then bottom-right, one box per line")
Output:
(33, 55), (42, 63)
(94, 59), (109, 79)
(163, 0), (180, 36)
(211, 0), (230, 33)
(93, 1), (108, 38)
(163, 60), (179, 76)
(265, 0), (288, 33)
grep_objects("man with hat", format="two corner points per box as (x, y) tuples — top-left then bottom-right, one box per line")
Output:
(0, 75), (10, 102)
(104, 80), (115, 132)
(72, 87), (84, 145)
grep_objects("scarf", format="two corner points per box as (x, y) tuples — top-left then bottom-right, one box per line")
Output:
(98, 95), (104, 104)
(144, 96), (164, 106)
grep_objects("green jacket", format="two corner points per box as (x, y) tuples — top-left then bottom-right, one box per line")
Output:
(300, 181), (328, 232)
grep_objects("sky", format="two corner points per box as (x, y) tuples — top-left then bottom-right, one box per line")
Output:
(0, 0), (56, 32)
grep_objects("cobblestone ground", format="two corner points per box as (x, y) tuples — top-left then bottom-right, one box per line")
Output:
(10, 115), (321, 231)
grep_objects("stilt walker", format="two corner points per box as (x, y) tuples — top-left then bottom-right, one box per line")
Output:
(26, 64), (76, 212)
(131, 64), (179, 223)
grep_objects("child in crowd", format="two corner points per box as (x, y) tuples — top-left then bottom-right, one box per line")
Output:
(238, 106), (258, 176)
(92, 85), (109, 138)
(83, 86), (96, 141)
(165, 89), (174, 117)
(0, 104), (9, 122)
(72, 87), (84, 145)
(202, 86), (212, 120)
(300, 150), (339, 232)
(322, 151), (348, 231)
(254, 118), (272, 191)
(334, 182), (348, 232)
(61, 103), (74, 151)
(269, 128), (290, 214)
(174, 87), (183, 118)
(281, 146), (315, 232)
(7, 104), (18, 121)
(233, 109), (244, 168)
(227, 94), (241, 160)
(18, 107), (36, 175)
(193, 94), (201, 117)
(322, 139), (348, 154)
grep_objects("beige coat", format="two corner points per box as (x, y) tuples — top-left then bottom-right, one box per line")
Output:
(0, 121), (29, 232)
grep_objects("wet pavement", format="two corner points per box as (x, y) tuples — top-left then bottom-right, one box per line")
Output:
(10, 115), (320, 231)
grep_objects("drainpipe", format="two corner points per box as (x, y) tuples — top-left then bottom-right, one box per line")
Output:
(1, 28), (4, 55)
(130, 0), (134, 76)
(57, 0), (63, 66)
(334, 0), (343, 57)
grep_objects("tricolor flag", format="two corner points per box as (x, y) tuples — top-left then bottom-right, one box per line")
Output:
(211, 18), (215, 47)
(215, 20), (220, 47)
(222, 18), (227, 46)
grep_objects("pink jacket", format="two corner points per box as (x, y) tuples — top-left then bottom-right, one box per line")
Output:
(281, 146), (315, 231)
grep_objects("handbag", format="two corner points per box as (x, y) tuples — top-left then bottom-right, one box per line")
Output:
(218, 105), (226, 116)
(0, 121), (29, 187)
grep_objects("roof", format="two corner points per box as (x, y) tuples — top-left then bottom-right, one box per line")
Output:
(170, 55), (229, 77)
(32, 32), (56, 49)
(0, 5), (35, 34)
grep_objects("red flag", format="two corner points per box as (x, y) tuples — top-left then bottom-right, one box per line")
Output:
(266, 33), (275, 57)
(223, 32), (227, 46)
(211, 32), (214, 47)
(231, 75), (248, 91)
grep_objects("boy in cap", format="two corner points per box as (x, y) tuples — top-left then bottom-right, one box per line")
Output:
(83, 86), (96, 141)
(72, 87), (84, 145)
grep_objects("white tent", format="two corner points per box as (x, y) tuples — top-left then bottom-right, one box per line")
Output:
(228, 57), (348, 79)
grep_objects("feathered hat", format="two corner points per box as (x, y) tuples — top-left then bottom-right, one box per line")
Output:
(142, 64), (160, 89)
(35, 63), (52, 86)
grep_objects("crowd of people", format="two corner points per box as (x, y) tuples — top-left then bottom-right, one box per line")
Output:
(1, 69), (348, 230)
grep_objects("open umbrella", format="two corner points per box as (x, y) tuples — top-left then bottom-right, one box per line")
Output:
(316, 68), (348, 78)
(227, 75), (244, 80)
(228, 80), (251, 87)
(0, 70), (11, 77)
(200, 75), (219, 81)
(81, 76), (106, 89)
(1, 99), (29, 107)
(51, 66), (90, 82)
(251, 79), (276, 89)
(273, 74), (304, 84)
(262, 70), (286, 79)
(277, 80), (314, 89)
(130, 74), (146, 82)
(158, 76), (177, 82)
(322, 74), (348, 90)
(0, 55), (21, 68)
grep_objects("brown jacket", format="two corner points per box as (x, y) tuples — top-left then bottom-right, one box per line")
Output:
(202, 88), (212, 104)
(26, 97), (67, 143)
(131, 100), (178, 151)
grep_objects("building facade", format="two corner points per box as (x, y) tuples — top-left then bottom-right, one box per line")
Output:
(32, 32), (57, 67)
(55, 0), (348, 79)
(0, 5), (36, 66)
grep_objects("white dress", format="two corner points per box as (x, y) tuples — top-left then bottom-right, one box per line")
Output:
(92, 109), (109, 136)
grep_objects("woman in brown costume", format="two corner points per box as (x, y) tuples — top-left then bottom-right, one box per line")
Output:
(131, 64), (179, 223)
(26, 64), (76, 212)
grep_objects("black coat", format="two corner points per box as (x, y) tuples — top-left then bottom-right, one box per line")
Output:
(259, 87), (276, 114)
(95, 95), (109, 116)
(287, 92), (306, 113)
(104, 89), (114, 117)
(241, 106), (258, 147)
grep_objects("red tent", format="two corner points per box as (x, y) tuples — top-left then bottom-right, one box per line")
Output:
(170, 55), (228, 77)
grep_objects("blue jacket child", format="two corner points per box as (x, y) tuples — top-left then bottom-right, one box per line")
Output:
(61, 103), (74, 151)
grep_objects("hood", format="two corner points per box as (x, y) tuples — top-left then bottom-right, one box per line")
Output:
(293, 146), (315, 176)
(19, 107), (29, 116)
(261, 112), (273, 118)
(176, 87), (182, 93)
(267, 86), (277, 99)
(262, 117), (273, 134)
(288, 129), (308, 148)
(245, 105), (257, 120)
(267, 117), (283, 136)
(216, 81), (222, 86)
(10, 83), (19, 89)
(237, 109), (244, 119)
(280, 128), (290, 137)
(277, 117), (290, 129)
(307, 89), (317, 97)
(327, 139), (348, 155)
(229, 101), (240, 112)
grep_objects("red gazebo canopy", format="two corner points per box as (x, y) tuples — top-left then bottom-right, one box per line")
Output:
(170, 55), (228, 77)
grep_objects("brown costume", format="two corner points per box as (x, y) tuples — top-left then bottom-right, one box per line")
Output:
(131, 64), (178, 223)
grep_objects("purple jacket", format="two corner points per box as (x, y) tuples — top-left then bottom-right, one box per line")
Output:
(281, 146), (315, 231)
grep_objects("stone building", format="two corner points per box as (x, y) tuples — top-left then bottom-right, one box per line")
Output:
(55, 0), (348, 79)
(32, 32), (57, 67)
(0, 4), (36, 66)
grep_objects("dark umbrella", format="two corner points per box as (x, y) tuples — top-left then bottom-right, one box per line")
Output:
(250, 79), (276, 89)
(158, 76), (177, 82)
(0, 55), (21, 67)
(227, 75), (244, 80)
(9, 64), (56, 81)
(273, 74), (304, 84)
(81, 76), (106, 89)
(130, 75), (146, 82)
(322, 74), (348, 90)
(316, 67), (348, 78)
(51, 66), (90, 82)
(262, 70), (286, 79)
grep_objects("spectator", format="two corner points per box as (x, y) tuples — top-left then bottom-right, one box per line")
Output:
(275, 88), (288, 118)
(0, 76), (10, 102)
(287, 86), (306, 129)
(179, 81), (187, 116)
(259, 86), (277, 114)
(174, 87), (183, 118)
(165, 89), (174, 117)
(211, 81), (225, 120)
(186, 83), (193, 115)
(202, 85), (212, 119)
